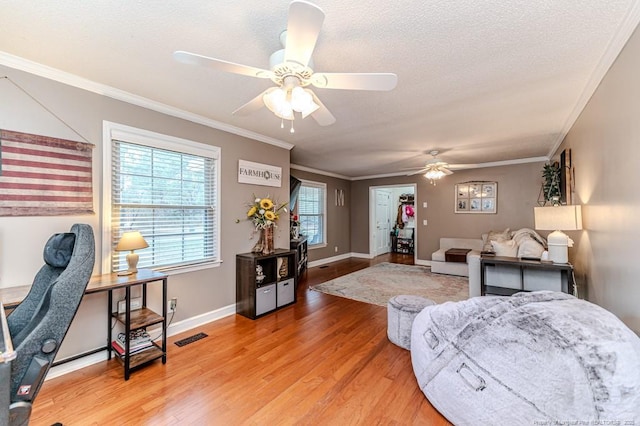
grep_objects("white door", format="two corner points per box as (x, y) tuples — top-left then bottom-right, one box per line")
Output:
(375, 189), (392, 255)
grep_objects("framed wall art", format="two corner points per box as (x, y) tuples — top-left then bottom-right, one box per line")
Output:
(455, 181), (497, 214)
(560, 148), (572, 205)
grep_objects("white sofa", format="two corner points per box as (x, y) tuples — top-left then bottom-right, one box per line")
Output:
(434, 229), (561, 298)
(468, 254), (484, 297)
(430, 237), (483, 277)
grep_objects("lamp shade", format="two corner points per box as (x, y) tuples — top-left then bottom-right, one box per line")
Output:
(534, 205), (582, 231)
(115, 231), (149, 252)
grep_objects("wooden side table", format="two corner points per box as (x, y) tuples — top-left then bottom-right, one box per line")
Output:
(0, 269), (168, 380)
(99, 269), (168, 380)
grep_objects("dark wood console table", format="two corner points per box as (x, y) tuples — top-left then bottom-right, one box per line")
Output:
(480, 256), (575, 296)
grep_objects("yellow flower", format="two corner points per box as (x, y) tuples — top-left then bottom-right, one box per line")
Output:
(265, 211), (276, 221)
(247, 206), (257, 217)
(260, 198), (274, 209)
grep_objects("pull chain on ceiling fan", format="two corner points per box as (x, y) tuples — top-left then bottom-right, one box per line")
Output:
(173, 0), (398, 132)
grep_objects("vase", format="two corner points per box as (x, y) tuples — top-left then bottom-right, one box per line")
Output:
(252, 226), (275, 255)
(291, 225), (300, 240)
(262, 225), (274, 255)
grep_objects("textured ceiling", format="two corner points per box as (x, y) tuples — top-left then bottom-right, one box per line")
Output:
(1, 1), (639, 178)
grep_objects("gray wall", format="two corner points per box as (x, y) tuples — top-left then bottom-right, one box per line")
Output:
(350, 162), (544, 260)
(0, 65), (291, 359)
(289, 168), (351, 262)
(558, 24), (640, 333)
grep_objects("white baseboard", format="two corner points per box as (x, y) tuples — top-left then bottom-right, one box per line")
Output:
(46, 303), (237, 380)
(308, 252), (352, 268)
(350, 252), (375, 259)
(309, 252), (427, 267)
(165, 303), (236, 337)
(47, 352), (109, 380)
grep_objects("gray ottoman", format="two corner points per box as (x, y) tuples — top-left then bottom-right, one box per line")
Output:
(387, 295), (436, 350)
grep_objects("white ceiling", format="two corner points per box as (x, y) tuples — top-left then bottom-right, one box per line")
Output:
(1, 1), (639, 179)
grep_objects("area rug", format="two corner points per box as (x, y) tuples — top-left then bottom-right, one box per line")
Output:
(310, 262), (469, 306)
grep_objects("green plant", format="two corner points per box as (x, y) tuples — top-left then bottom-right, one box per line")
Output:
(542, 163), (561, 203)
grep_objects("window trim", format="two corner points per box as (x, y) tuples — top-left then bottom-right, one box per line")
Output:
(298, 179), (327, 249)
(102, 121), (221, 274)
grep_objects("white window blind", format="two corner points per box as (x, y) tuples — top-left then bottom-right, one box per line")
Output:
(298, 181), (326, 246)
(110, 139), (218, 272)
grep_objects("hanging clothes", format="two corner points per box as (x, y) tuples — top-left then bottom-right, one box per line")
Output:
(396, 205), (405, 229)
(405, 204), (414, 218)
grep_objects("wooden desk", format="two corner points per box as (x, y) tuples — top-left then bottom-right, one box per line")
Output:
(480, 256), (575, 296)
(0, 269), (167, 380)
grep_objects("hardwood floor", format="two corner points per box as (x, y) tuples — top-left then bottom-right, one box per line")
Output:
(31, 253), (450, 425)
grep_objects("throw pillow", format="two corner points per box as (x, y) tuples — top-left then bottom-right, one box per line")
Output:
(482, 228), (511, 252)
(512, 228), (547, 249)
(491, 239), (518, 257)
(517, 237), (545, 259)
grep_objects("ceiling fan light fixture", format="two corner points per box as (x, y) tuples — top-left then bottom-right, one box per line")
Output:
(290, 86), (309, 111)
(263, 88), (284, 112)
(264, 88), (295, 120)
(424, 169), (446, 181)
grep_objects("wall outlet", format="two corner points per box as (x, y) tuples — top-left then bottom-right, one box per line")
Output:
(168, 297), (177, 313)
(334, 246), (338, 252)
(118, 297), (142, 314)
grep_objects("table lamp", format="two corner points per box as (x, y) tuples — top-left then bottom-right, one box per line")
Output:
(534, 205), (582, 264)
(115, 231), (149, 275)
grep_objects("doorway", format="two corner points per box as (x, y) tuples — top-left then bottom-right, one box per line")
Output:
(369, 184), (417, 260)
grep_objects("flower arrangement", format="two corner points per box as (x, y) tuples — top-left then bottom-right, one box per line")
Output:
(247, 196), (288, 230)
(290, 213), (301, 239)
(290, 213), (300, 227)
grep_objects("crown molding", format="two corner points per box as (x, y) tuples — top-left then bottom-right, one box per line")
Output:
(0, 51), (294, 151)
(294, 156), (548, 182)
(290, 163), (351, 180)
(350, 171), (413, 181)
(351, 156), (549, 181)
(548, 0), (640, 158)
(457, 156), (550, 169)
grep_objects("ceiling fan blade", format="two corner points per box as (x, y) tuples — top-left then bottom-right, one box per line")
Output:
(173, 51), (273, 79)
(406, 168), (429, 176)
(284, 1), (325, 67)
(442, 168), (454, 175)
(311, 72), (398, 91)
(308, 92), (335, 126)
(448, 163), (477, 170)
(232, 90), (270, 116)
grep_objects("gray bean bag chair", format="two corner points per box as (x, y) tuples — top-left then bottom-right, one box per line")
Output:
(411, 291), (640, 424)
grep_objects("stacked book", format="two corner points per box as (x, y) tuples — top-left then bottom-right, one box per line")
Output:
(111, 329), (153, 356)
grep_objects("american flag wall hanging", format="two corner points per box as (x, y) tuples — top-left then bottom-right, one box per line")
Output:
(0, 129), (94, 216)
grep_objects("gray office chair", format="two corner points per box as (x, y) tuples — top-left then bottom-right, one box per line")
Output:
(6, 224), (95, 426)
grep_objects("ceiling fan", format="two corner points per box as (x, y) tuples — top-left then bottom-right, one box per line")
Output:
(406, 150), (463, 184)
(173, 0), (397, 132)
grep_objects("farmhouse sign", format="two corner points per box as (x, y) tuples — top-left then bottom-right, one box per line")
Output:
(238, 160), (282, 187)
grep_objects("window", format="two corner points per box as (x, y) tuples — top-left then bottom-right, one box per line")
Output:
(103, 122), (220, 273)
(298, 180), (326, 247)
